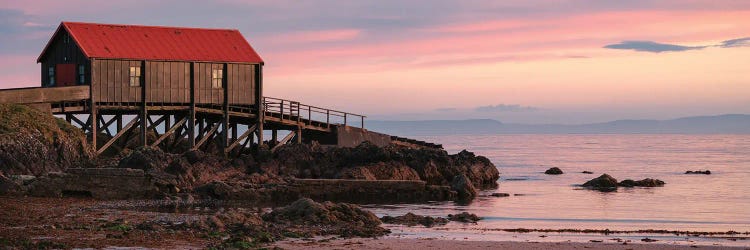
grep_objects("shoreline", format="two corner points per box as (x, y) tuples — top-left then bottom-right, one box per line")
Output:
(1, 196), (747, 249)
(273, 237), (748, 250)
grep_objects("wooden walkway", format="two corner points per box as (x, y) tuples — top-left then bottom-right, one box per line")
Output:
(0, 86), (361, 131)
(0, 86), (440, 153)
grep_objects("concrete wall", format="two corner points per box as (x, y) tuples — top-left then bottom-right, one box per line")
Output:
(334, 125), (392, 147)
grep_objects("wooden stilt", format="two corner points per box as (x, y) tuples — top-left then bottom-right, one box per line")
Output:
(296, 126), (302, 143)
(225, 124), (256, 153)
(139, 61), (147, 147)
(189, 62), (196, 148)
(271, 131), (295, 152)
(193, 120), (219, 150)
(91, 101), (98, 150)
(97, 117), (139, 155)
(152, 116), (187, 147)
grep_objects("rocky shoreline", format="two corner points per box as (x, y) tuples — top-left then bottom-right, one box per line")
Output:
(0, 103), (502, 248)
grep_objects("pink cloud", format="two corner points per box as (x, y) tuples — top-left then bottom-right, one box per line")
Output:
(262, 10), (750, 75)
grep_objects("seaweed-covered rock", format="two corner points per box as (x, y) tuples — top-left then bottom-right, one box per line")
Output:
(685, 170), (711, 175)
(582, 174), (618, 191)
(544, 167), (564, 175)
(619, 178), (665, 187)
(262, 198), (388, 237)
(447, 212), (481, 223)
(0, 104), (93, 176)
(264, 142), (499, 190)
(380, 212), (448, 227)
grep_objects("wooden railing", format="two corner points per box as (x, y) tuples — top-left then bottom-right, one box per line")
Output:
(263, 96), (365, 129)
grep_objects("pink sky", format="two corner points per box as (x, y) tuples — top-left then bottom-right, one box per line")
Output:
(1, 0), (749, 123)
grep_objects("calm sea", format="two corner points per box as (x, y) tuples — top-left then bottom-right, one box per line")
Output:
(363, 134), (750, 245)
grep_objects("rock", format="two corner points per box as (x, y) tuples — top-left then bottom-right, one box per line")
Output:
(617, 179), (637, 187)
(641, 238), (658, 242)
(544, 167), (564, 175)
(337, 167), (377, 180)
(685, 170), (711, 175)
(0, 104), (93, 176)
(447, 212), (481, 223)
(380, 212), (448, 227)
(362, 162), (421, 181)
(582, 171), (594, 174)
(450, 174), (477, 199)
(583, 174), (665, 190)
(0, 173), (23, 195)
(618, 178), (665, 187)
(490, 193), (510, 197)
(582, 174), (618, 191)
(619, 178), (665, 187)
(262, 198), (388, 237)
(117, 146), (170, 171)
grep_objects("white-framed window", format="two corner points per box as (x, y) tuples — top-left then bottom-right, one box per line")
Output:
(78, 65), (85, 84)
(48, 66), (55, 86)
(129, 66), (141, 87)
(212, 68), (223, 88)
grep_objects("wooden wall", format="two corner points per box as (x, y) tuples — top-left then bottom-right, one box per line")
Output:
(91, 59), (256, 105)
(91, 59), (142, 102)
(146, 61), (190, 103)
(39, 28), (89, 86)
(227, 64), (255, 105)
(194, 63), (224, 104)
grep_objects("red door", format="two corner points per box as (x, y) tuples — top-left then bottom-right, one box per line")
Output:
(55, 64), (76, 86)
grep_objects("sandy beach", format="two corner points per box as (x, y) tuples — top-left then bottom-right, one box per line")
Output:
(274, 237), (748, 250)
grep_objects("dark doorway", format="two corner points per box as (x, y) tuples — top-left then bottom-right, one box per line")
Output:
(55, 64), (76, 86)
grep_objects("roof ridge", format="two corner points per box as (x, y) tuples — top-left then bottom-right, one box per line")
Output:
(61, 21), (240, 32)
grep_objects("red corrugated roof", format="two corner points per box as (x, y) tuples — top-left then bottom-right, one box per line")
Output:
(37, 21), (263, 63)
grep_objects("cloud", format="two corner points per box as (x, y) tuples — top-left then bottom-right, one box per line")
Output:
(475, 104), (538, 112)
(604, 37), (750, 53)
(720, 37), (750, 48)
(603, 41), (705, 53)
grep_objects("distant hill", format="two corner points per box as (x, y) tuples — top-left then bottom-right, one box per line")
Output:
(366, 114), (750, 136)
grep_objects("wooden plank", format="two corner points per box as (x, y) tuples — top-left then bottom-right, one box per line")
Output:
(0, 86), (90, 104)
(97, 116), (138, 155)
(151, 116), (187, 147)
(189, 62), (196, 147)
(271, 130), (295, 152)
(193, 120), (219, 150)
(225, 124), (256, 153)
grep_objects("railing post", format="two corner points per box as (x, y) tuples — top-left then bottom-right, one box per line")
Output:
(361, 116), (364, 129)
(308, 106), (311, 125)
(326, 110), (330, 128)
(280, 100), (284, 118)
(344, 113), (347, 126)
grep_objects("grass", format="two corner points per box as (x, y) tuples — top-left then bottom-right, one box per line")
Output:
(0, 103), (85, 143)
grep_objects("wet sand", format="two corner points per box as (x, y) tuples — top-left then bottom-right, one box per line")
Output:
(274, 237), (748, 250)
(1, 196), (747, 249)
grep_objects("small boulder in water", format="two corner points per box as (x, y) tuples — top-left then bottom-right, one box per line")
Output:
(491, 193), (510, 197)
(685, 170), (711, 175)
(447, 212), (481, 223)
(380, 212), (448, 227)
(582, 174), (618, 191)
(544, 167), (564, 175)
(582, 171), (594, 174)
(618, 178), (665, 187)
